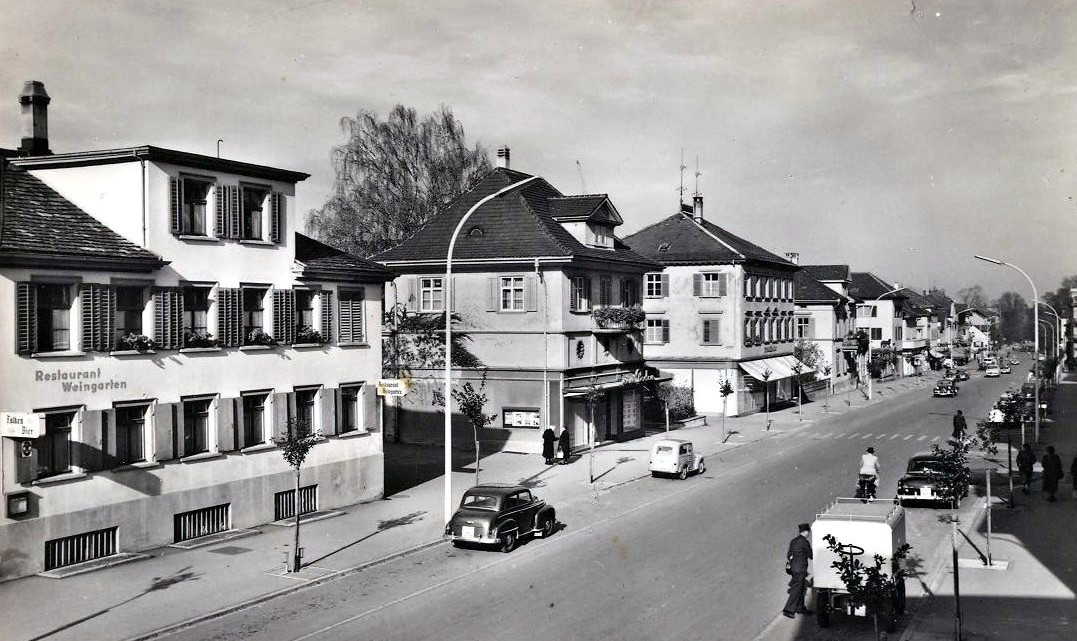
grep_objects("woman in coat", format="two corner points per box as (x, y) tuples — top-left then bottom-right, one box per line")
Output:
(1041, 446), (1064, 502)
(542, 426), (557, 465)
(558, 427), (571, 465)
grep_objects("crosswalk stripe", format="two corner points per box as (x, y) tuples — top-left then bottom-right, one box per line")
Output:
(846, 433), (859, 439)
(931, 436), (939, 442)
(876, 433), (887, 439)
(890, 434), (902, 440)
(903, 435), (913, 440)
(861, 433), (873, 439)
(917, 436), (927, 441)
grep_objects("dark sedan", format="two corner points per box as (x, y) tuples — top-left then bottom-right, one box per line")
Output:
(897, 454), (970, 508)
(445, 485), (556, 552)
(933, 379), (958, 397)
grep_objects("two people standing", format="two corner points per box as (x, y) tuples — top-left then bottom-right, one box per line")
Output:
(541, 426), (572, 465)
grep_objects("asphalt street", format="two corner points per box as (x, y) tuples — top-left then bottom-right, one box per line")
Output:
(164, 370), (1020, 641)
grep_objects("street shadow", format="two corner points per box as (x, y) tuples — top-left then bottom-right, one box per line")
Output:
(302, 510), (426, 568)
(27, 567), (200, 641)
(516, 464), (560, 490)
(592, 456), (635, 483)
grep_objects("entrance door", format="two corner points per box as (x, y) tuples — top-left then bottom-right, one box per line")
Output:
(623, 389), (640, 435)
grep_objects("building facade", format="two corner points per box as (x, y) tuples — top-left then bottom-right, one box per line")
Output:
(795, 265), (855, 392)
(849, 272), (907, 380)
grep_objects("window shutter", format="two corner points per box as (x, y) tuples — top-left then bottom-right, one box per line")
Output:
(152, 288), (184, 350)
(272, 392), (289, 439)
(15, 436), (39, 484)
(339, 292), (353, 343)
(718, 274), (728, 297)
(570, 278), (579, 311)
(660, 274), (669, 297)
(218, 397), (236, 452)
(80, 284), (114, 352)
(228, 185), (241, 239)
(808, 318), (816, 339)
(693, 273), (703, 297)
(320, 290), (334, 342)
(234, 397), (248, 449)
(170, 177), (182, 236)
(339, 289), (365, 343)
(16, 282), (37, 354)
(214, 183), (226, 237)
(153, 402), (174, 462)
(273, 289), (296, 344)
(270, 191), (283, 244)
(80, 409), (105, 472)
(525, 275), (538, 312)
(584, 278), (592, 311)
(353, 289), (365, 342)
(321, 388), (337, 436)
(486, 277), (497, 312)
(217, 288), (243, 347)
(363, 384), (378, 431)
(662, 319), (670, 343)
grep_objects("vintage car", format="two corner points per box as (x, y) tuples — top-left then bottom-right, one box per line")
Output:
(896, 454), (970, 508)
(649, 438), (706, 479)
(445, 485), (556, 552)
(932, 379), (958, 397)
(999, 364), (1012, 374)
(955, 368), (969, 381)
(985, 365), (1001, 378)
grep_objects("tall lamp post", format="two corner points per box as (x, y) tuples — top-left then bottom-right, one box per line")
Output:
(1038, 302), (1062, 384)
(1037, 320), (1056, 387)
(443, 176), (539, 523)
(974, 255), (1039, 442)
(866, 284), (904, 400)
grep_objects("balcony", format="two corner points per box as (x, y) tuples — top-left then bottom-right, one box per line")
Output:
(591, 305), (645, 333)
(901, 338), (928, 350)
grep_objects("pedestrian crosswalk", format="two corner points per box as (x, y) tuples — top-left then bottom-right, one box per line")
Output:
(809, 431), (941, 442)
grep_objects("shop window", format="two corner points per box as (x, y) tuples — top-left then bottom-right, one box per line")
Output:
(115, 404), (147, 465)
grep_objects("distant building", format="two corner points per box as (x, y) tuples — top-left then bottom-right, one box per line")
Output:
(795, 265), (855, 392)
(849, 272), (907, 379)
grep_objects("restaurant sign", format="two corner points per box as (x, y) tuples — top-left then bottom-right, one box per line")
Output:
(1, 412), (43, 439)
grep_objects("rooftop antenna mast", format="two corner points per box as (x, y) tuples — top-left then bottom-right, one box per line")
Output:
(576, 159), (587, 193)
(694, 155), (702, 196)
(678, 148), (687, 206)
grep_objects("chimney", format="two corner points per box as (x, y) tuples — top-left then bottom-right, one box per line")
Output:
(785, 252), (800, 265)
(18, 80), (51, 156)
(692, 194), (703, 222)
(496, 146), (510, 170)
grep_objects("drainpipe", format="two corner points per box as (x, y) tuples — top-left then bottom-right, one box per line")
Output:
(139, 155), (148, 247)
(535, 258), (549, 435)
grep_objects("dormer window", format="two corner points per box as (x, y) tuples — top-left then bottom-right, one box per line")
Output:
(588, 223), (613, 249)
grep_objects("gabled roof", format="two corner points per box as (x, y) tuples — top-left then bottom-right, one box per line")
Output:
(373, 168), (660, 270)
(622, 211), (796, 269)
(548, 195), (622, 225)
(0, 161), (166, 272)
(802, 264), (851, 282)
(897, 288), (935, 317)
(795, 269), (849, 305)
(294, 233), (396, 283)
(849, 272), (907, 301)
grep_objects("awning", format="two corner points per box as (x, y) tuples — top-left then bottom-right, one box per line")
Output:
(739, 355), (814, 381)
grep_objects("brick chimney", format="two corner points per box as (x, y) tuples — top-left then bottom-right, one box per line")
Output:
(692, 194), (703, 222)
(496, 146), (510, 169)
(785, 252), (800, 265)
(18, 81), (51, 156)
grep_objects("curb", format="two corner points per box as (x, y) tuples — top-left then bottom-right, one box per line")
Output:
(121, 538), (447, 641)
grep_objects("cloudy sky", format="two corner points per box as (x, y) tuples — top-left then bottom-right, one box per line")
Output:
(2, 0), (1074, 299)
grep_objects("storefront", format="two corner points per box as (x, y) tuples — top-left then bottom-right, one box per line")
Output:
(563, 367), (663, 447)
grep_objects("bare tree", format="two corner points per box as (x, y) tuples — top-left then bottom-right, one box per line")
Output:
(956, 285), (989, 310)
(306, 105), (492, 257)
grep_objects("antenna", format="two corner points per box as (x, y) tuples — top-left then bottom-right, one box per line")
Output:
(678, 148), (687, 205)
(694, 155), (702, 196)
(576, 159), (587, 193)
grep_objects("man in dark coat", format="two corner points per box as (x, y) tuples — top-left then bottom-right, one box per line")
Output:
(558, 427), (571, 465)
(542, 426), (557, 465)
(1041, 445), (1064, 502)
(783, 522), (814, 618)
(1016, 443), (1036, 494)
(952, 410), (968, 441)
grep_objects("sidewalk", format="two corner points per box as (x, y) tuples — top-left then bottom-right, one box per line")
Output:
(0, 373), (936, 641)
(902, 371), (1077, 640)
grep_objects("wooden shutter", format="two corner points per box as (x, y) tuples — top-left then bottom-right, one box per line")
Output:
(339, 292), (353, 343)
(570, 277), (579, 311)
(80, 284), (114, 352)
(270, 192), (283, 244)
(152, 288), (183, 350)
(363, 384), (378, 431)
(808, 318), (816, 339)
(214, 182), (226, 237)
(320, 290), (334, 342)
(584, 278), (592, 311)
(486, 277), (498, 312)
(216, 288), (243, 347)
(228, 185), (241, 239)
(234, 397), (247, 449)
(718, 274), (728, 297)
(272, 392), (289, 439)
(660, 274), (669, 298)
(218, 397), (236, 452)
(79, 409), (105, 472)
(405, 277), (417, 312)
(16, 282), (37, 354)
(170, 177), (182, 235)
(273, 289), (296, 344)
(693, 273), (703, 297)
(321, 388), (337, 436)
(661, 319), (670, 343)
(339, 289), (365, 343)
(525, 275), (538, 312)
(153, 402), (174, 462)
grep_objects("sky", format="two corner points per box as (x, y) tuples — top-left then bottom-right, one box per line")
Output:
(2, 0), (1075, 300)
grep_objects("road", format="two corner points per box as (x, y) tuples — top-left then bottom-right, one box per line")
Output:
(165, 371), (1019, 641)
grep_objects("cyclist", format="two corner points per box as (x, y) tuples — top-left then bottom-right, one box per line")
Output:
(858, 447), (881, 500)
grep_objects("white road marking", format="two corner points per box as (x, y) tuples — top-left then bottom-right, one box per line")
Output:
(890, 434), (902, 440)
(876, 433), (887, 439)
(861, 433), (873, 439)
(904, 435), (914, 440)
(917, 436), (927, 441)
(846, 433), (859, 439)
(931, 436), (940, 442)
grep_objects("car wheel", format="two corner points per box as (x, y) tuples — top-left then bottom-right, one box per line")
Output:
(499, 530), (517, 553)
(697, 459), (706, 475)
(678, 466), (688, 480)
(540, 515), (555, 538)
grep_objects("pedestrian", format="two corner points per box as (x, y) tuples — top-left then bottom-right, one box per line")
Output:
(1016, 443), (1036, 494)
(542, 425), (557, 465)
(951, 410), (967, 441)
(1071, 454), (1077, 499)
(783, 522), (814, 618)
(558, 426), (571, 465)
(1041, 446), (1063, 502)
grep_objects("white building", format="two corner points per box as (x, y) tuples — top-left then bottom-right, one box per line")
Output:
(849, 272), (906, 379)
(795, 265), (855, 392)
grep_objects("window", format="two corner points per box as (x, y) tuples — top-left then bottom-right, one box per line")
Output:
(243, 393), (267, 446)
(797, 317), (811, 339)
(744, 275), (754, 299)
(696, 273), (726, 297)
(763, 278), (771, 299)
(870, 306), (878, 318)
(570, 276), (591, 311)
(339, 288), (365, 343)
(420, 277), (444, 312)
(115, 405), (147, 465)
(598, 277), (613, 307)
(589, 224), (613, 248)
(183, 398), (211, 456)
(294, 389), (317, 437)
(240, 185), (269, 240)
(114, 286), (145, 344)
(645, 318), (669, 344)
(182, 287), (210, 338)
(36, 284), (72, 352)
(701, 317), (721, 345)
(645, 273), (666, 298)
(340, 384), (363, 433)
(896, 326), (903, 340)
(500, 276), (525, 311)
(242, 288), (266, 338)
(37, 412), (74, 478)
(181, 178), (211, 236)
(620, 279), (639, 307)
(870, 328), (883, 341)
(296, 290), (315, 332)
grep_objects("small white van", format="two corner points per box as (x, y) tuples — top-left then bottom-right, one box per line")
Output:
(649, 439), (705, 480)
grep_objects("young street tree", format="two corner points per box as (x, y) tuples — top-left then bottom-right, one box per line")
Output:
(306, 105), (492, 257)
(273, 419), (322, 572)
(434, 371), (497, 484)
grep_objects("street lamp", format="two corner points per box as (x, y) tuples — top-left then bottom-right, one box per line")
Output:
(1037, 320), (1056, 386)
(443, 175), (539, 523)
(974, 255), (1039, 442)
(1038, 302), (1063, 384)
(864, 284), (904, 400)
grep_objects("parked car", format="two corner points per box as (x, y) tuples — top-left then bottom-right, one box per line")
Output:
(1009, 357), (1020, 365)
(445, 485), (556, 552)
(649, 438), (706, 479)
(933, 379), (958, 397)
(999, 364), (1012, 374)
(897, 454), (970, 508)
(955, 368), (969, 381)
(985, 366), (1001, 378)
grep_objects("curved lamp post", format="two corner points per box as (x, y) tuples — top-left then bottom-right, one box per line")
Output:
(1038, 302), (1062, 384)
(443, 175), (539, 523)
(1037, 320), (1056, 385)
(974, 255), (1039, 442)
(865, 284), (904, 400)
